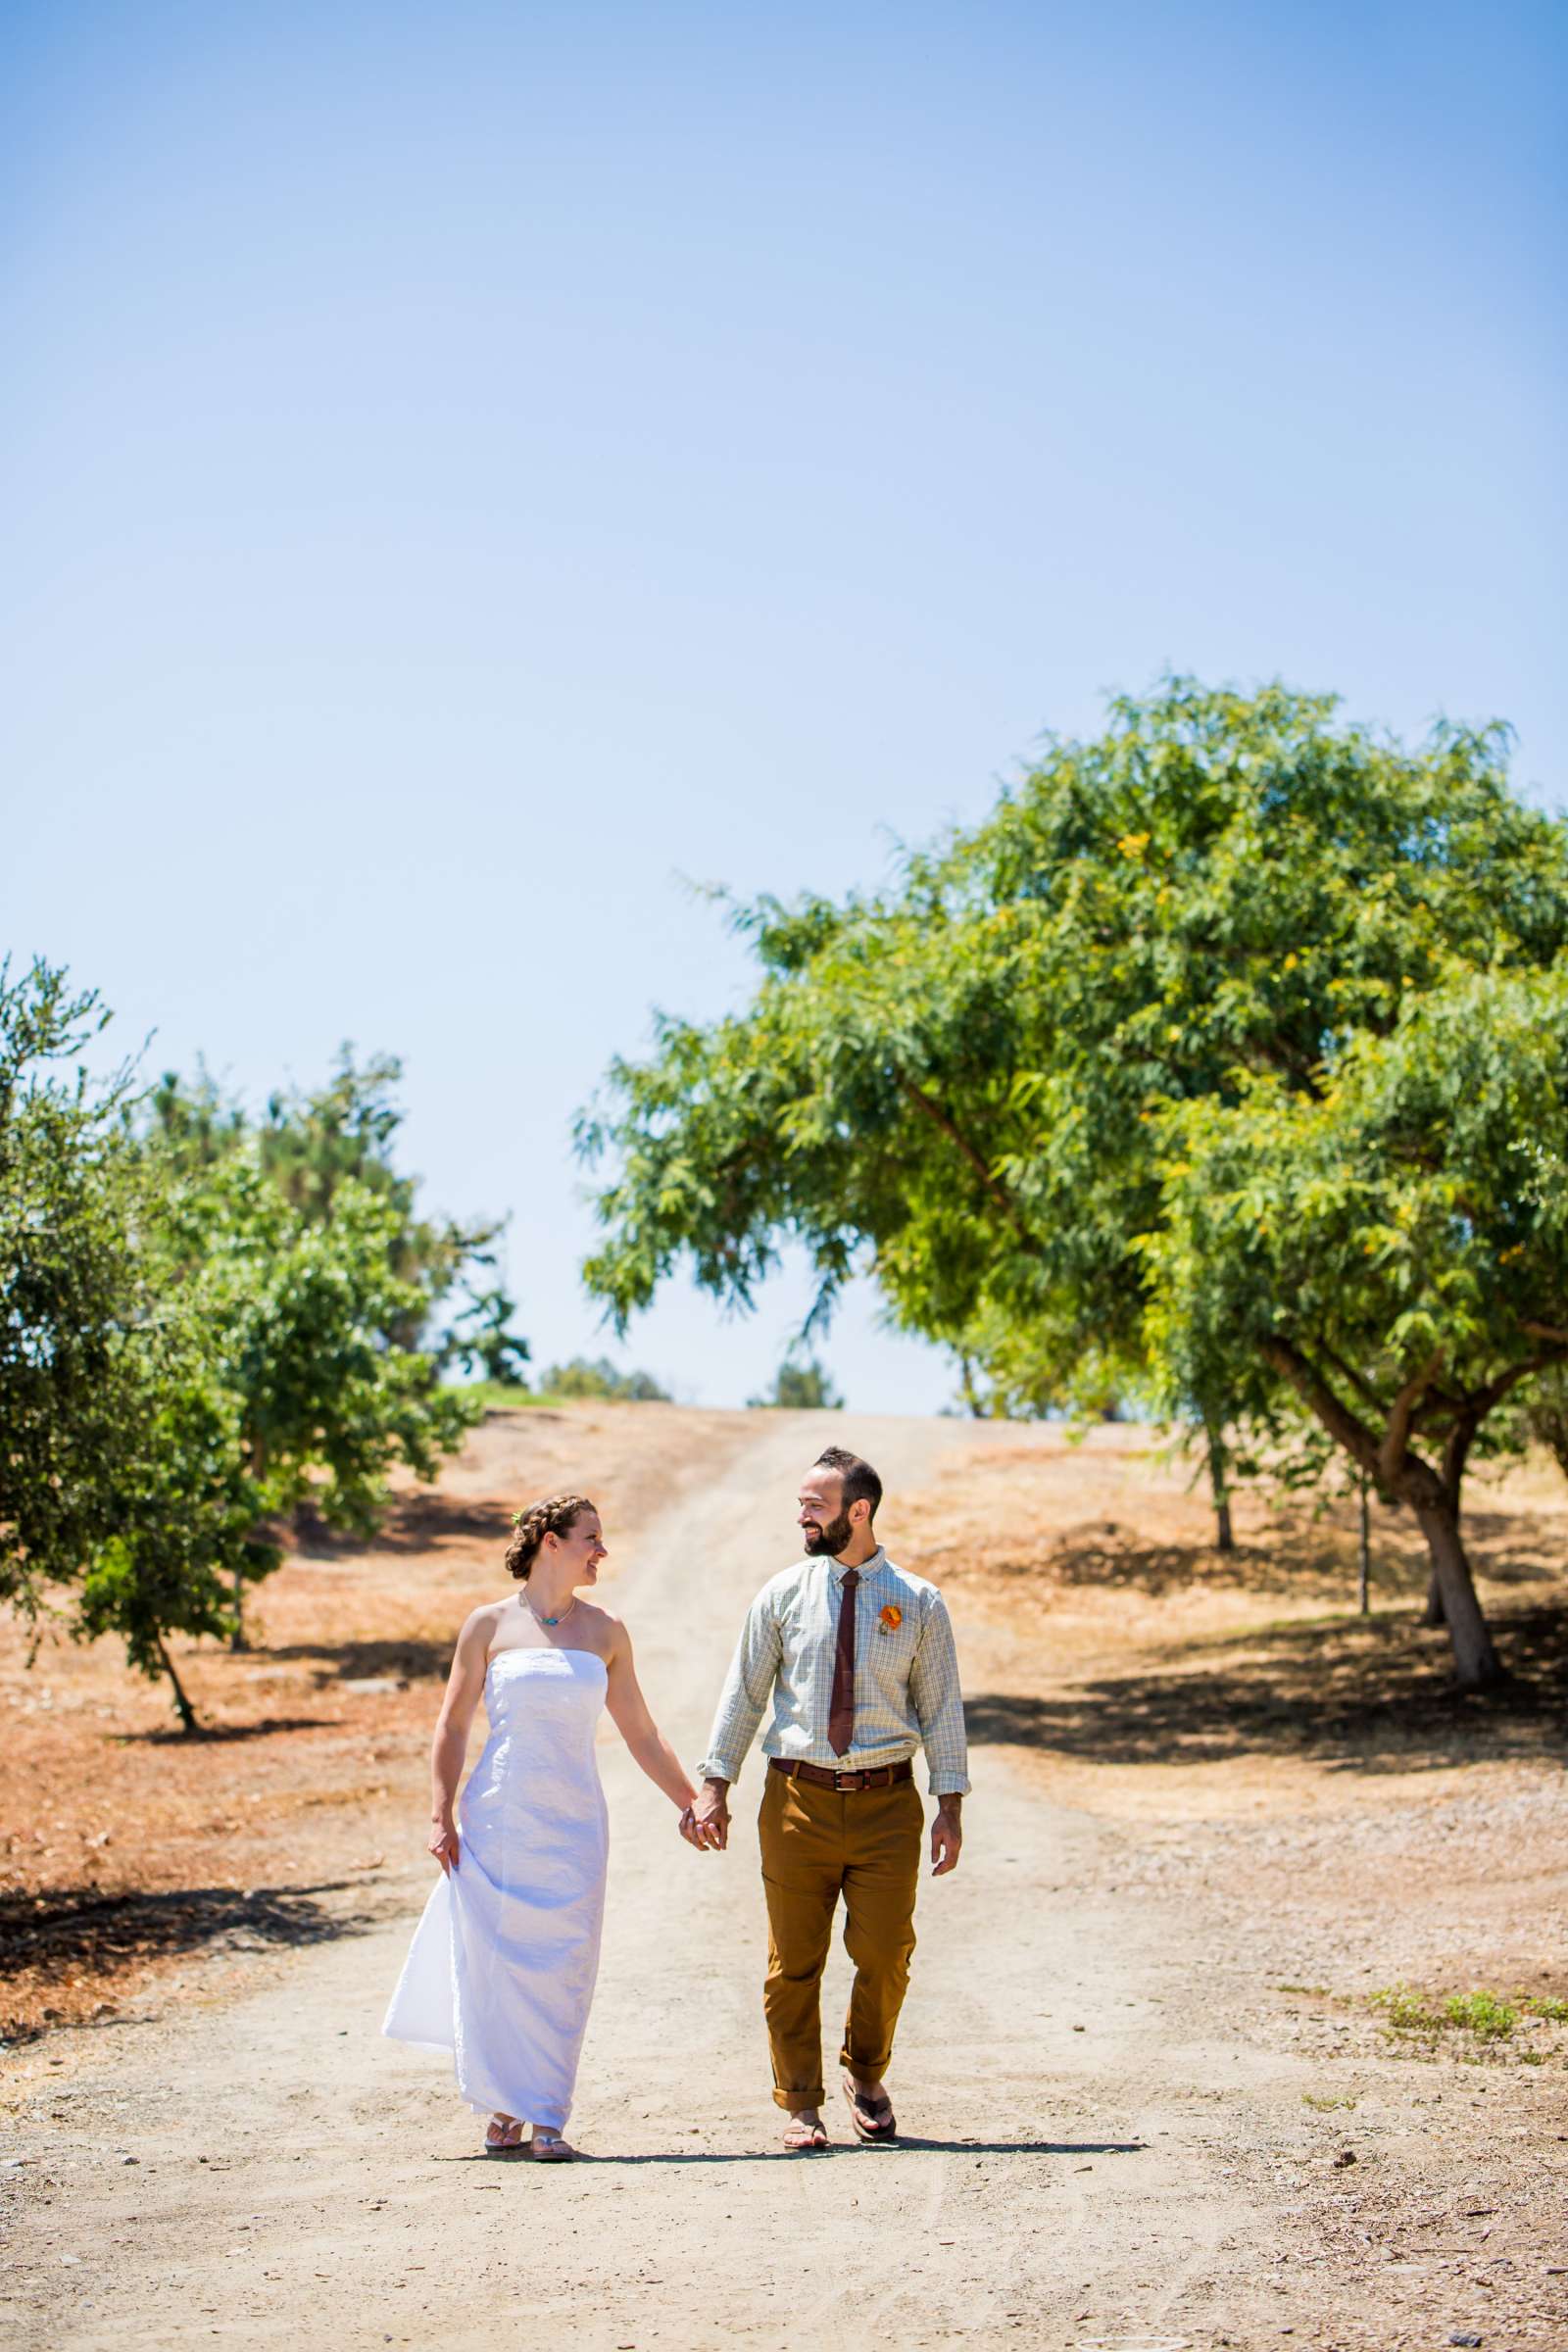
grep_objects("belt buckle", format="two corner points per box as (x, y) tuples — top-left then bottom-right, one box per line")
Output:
(835, 1770), (865, 1790)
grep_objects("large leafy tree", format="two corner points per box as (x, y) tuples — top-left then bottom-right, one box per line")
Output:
(1142, 963), (1568, 1684)
(80, 1148), (484, 1690)
(578, 680), (1568, 1686)
(137, 1059), (495, 1661)
(2, 975), (491, 1723)
(147, 1049), (514, 1356)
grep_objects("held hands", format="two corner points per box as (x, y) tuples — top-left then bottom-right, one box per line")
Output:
(678, 1780), (730, 1853)
(428, 1815), (461, 1876)
(930, 1799), (962, 1877)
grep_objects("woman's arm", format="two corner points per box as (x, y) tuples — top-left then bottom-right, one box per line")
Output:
(604, 1619), (700, 1815)
(427, 1609), (491, 1873)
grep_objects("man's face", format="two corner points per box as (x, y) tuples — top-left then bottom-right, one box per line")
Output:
(798, 1469), (854, 1558)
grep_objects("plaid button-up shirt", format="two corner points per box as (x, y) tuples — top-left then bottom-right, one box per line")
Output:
(698, 1546), (970, 1795)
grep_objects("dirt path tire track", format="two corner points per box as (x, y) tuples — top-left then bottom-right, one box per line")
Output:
(7, 1415), (1321, 2349)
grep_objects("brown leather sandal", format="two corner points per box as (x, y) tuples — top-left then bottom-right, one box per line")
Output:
(525, 2128), (576, 2161)
(484, 2114), (524, 2154)
(782, 2113), (829, 2151)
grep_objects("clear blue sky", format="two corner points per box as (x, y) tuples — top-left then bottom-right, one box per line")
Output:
(4, 1), (1563, 1410)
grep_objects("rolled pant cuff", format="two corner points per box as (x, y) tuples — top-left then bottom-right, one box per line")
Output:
(771, 2084), (825, 2112)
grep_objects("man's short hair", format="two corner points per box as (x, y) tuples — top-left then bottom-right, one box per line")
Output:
(815, 1445), (882, 1524)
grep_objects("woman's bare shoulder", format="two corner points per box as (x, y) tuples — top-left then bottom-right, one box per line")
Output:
(460, 1596), (514, 1644)
(571, 1597), (622, 1653)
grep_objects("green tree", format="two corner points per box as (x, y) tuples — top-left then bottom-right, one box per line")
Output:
(148, 1144), (483, 1660)
(3, 979), (489, 1723)
(0, 959), (153, 1629)
(538, 1354), (671, 1401)
(748, 1355), (844, 1409)
(148, 1050), (502, 1353)
(578, 680), (1568, 1686)
(1142, 963), (1568, 1681)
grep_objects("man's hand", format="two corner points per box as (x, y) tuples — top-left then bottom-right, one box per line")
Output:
(691, 1777), (731, 1852)
(930, 1797), (962, 1877)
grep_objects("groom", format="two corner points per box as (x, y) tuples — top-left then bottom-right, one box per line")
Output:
(684, 1446), (968, 2148)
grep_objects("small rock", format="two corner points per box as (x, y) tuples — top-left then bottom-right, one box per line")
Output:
(121, 2154), (139, 2165)
(1448, 2335), (1482, 2348)
(1332, 2147), (1356, 2168)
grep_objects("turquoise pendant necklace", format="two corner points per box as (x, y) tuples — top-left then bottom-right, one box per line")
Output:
(526, 1592), (577, 1633)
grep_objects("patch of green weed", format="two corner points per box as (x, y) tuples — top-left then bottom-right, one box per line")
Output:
(1371, 1984), (1445, 2034)
(1442, 1990), (1517, 2039)
(1369, 1984), (1560, 2047)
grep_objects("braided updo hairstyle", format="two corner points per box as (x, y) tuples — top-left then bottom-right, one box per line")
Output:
(504, 1493), (595, 1583)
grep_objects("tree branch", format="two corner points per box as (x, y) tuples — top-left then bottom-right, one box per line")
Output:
(894, 1073), (1033, 1239)
(1469, 1348), (1567, 1422)
(1441, 1411), (1480, 1500)
(1316, 1343), (1384, 1416)
(1380, 1348), (1445, 1488)
(1261, 1336), (1382, 1480)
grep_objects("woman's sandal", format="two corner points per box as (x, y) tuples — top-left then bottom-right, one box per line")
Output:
(840, 2073), (897, 2141)
(525, 2128), (576, 2162)
(484, 2115), (525, 2155)
(782, 2113), (829, 2152)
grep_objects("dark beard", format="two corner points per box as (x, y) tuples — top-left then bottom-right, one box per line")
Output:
(803, 1510), (854, 1557)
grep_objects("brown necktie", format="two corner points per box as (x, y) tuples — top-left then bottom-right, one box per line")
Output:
(828, 1566), (859, 1755)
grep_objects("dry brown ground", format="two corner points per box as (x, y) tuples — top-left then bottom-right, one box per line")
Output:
(3, 1406), (1566, 2349)
(910, 1421), (1568, 2348)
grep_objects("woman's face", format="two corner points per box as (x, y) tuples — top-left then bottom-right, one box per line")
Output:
(545, 1508), (607, 1587)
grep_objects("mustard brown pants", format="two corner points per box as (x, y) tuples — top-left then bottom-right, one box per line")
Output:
(757, 1767), (924, 2112)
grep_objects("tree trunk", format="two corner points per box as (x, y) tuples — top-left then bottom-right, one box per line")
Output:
(155, 1634), (200, 1736)
(1205, 1420), (1235, 1553)
(232, 1429), (262, 1649)
(1411, 1497), (1501, 1688)
(1358, 1476), (1371, 1616)
(1423, 1567), (1446, 1628)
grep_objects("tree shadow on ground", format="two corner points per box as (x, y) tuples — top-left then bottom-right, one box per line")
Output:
(123, 1715), (337, 1742)
(989, 1506), (1565, 1603)
(290, 1490), (512, 1558)
(0, 1881), (379, 2042)
(963, 1601), (1568, 1774)
(255, 1638), (453, 1685)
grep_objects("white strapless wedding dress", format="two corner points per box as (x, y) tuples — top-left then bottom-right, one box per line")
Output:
(382, 1645), (610, 2131)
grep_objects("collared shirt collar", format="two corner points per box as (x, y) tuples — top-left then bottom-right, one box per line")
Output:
(829, 1544), (887, 1589)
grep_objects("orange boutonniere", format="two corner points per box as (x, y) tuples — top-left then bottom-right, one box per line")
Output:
(879, 1603), (903, 1635)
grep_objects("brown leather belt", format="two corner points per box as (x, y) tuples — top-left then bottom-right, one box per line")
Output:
(769, 1756), (913, 1792)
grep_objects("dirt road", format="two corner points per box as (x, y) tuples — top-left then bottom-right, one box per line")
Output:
(4, 1414), (1560, 2349)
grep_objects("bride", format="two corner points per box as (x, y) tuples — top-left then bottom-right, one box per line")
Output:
(382, 1492), (709, 2158)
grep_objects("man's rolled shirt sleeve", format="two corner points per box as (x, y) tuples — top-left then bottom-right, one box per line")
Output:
(698, 1590), (783, 1783)
(909, 1591), (970, 1795)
